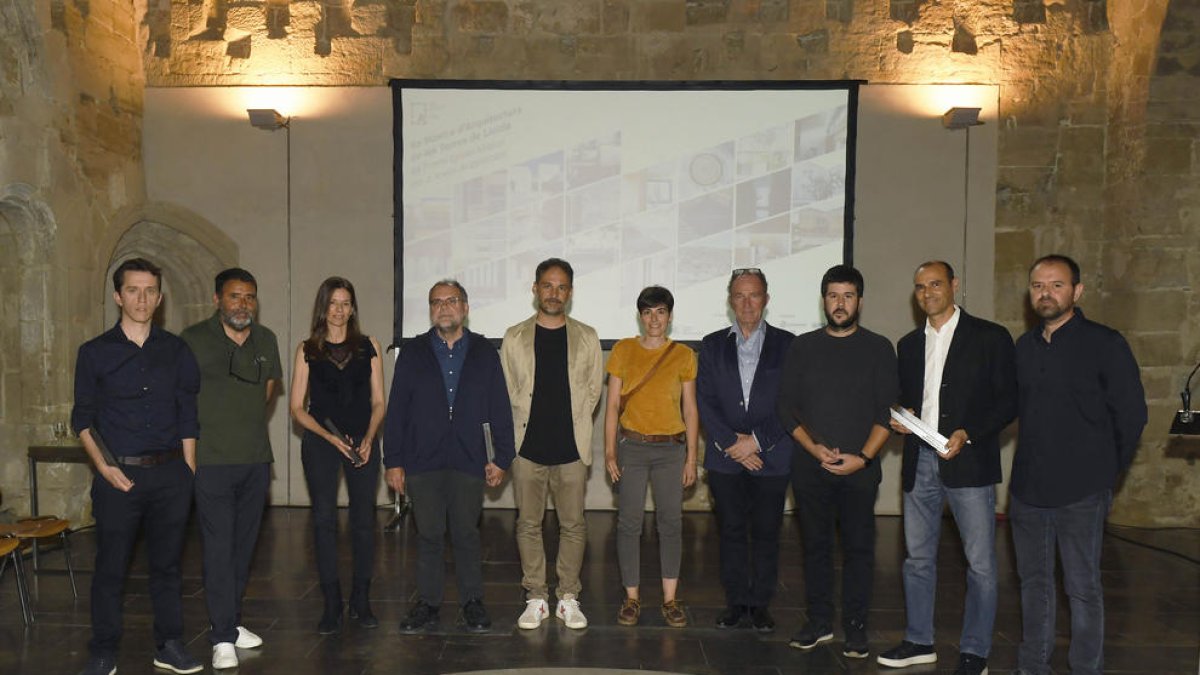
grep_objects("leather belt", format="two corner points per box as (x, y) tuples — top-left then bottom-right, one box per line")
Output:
(620, 427), (686, 445)
(116, 449), (182, 467)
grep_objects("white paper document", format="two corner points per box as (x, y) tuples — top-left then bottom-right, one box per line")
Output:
(890, 406), (950, 456)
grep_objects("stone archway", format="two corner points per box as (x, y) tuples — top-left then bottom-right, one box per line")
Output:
(0, 184), (82, 520)
(104, 221), (229, 333)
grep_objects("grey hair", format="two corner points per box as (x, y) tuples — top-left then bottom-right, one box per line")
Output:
(430, 278), (469, 304)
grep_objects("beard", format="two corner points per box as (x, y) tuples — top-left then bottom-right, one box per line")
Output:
(825, 307), (859, 331)
(538, 299), (565, 316)
(221, 309), (253, 331)
(1034, 298), (1070, 322)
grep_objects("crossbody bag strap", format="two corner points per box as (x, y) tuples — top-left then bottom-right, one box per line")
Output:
(618, 341), (679, 416)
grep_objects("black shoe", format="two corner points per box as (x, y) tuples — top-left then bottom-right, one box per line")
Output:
(399, 601), (440, 634)
(843, 619), (869, 659)
(788, 622), (833, 650)
(461, 598), (491, 633)
(317, 581), (344, 634)
(877, 640), (937, 667)
(348, 580), (379, 629)
(152, 639), (203, 674)
(952, 652), (988, 675)
(79, 655), (116, 675)
(750, 606), (776, 633)
(715, 605), (747, 629)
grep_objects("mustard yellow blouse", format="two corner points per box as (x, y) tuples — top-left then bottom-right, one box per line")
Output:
(606, 338), (697, 436)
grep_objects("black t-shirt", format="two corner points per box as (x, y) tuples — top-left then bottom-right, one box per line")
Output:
(519, 324), (577, 465)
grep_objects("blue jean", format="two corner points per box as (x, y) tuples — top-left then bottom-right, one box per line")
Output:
(902, 448), (997, 657)
(1009, 489), (1112, 675)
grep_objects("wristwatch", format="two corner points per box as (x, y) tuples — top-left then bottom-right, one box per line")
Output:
(855, 452), (874, 468)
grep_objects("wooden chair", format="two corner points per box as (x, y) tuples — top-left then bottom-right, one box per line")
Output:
(0, 516), (78, 598)
(0, 535), (33, 625)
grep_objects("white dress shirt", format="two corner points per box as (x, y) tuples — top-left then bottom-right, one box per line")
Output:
(920, 305), (961, 431)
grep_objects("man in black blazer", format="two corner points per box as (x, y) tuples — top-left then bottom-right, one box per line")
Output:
(878, 261), (1016, 675)
(696, 269), (796, 633)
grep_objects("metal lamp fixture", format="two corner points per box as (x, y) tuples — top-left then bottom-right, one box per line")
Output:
(942, 106), (983, 130)
(247, 108), (288, 130)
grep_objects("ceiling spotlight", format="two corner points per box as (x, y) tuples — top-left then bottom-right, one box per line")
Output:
(942, 107), (983, 130)
(247, 108), (288, 130)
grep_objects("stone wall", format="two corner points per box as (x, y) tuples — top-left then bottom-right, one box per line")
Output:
(0, 0), (150, 522)
(4, 1), (1196, 525)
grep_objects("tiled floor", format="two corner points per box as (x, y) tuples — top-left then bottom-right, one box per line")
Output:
(1, 507), (1196, 674)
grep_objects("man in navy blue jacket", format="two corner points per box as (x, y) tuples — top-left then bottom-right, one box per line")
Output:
(384, 279), (515, 634)
(697, 269), (795, 634)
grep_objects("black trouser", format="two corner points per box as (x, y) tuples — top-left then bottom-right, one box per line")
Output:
(89, 459), (194, 657)
(405, 469), (485, 606)
(791, 464), (878, 629)
(301, 432), (380, 587)
(194, 462), (270, 644)
(708, 470), (790, 608)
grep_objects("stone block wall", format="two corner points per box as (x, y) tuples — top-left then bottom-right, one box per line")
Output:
(0, 0), (150, 522)
(3, 1), (1197, 525)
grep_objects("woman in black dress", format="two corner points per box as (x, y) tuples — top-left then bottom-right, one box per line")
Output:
(289, 277), (386, 633)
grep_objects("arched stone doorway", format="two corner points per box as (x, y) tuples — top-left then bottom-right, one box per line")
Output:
(0, 184), (83, 520)
(104, 220), (228, 333)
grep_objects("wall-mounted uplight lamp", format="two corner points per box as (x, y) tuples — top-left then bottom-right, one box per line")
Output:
(942, 106), (984, 309)
(247, 108), (289, 130)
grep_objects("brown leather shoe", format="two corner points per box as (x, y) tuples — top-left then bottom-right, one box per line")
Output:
(661, 599), (687, 627)
(617, 597), (641, 626)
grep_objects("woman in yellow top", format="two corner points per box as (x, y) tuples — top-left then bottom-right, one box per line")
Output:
(604, 285), (700, 628)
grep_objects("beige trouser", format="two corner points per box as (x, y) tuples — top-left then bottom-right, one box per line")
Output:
(512, 455), (588, 600)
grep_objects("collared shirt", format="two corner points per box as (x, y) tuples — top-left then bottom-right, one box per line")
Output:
(180, 313), (282, 465)
(731, 320), (767, 407)
(71, 322), (200, 456)
(1012, 309), (1147, 507)
(920, 305), (960, 430)
(431, 328), (469, 412)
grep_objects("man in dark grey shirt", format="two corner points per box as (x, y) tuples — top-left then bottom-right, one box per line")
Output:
(777, 264), (898, 660)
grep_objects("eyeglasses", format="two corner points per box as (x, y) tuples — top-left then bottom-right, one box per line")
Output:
(732, 268), (762, 276)
(429, 296), (463, 309)
(228, 350), (264, 384)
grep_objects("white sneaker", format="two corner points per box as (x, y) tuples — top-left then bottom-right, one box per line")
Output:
(235, 625), (263, 649)
(556, 594), (588, 629)
(517, 598), (550, 629)
(212, 643), (238, 670)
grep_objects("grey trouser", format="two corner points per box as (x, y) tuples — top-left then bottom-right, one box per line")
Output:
(615, 437), (685, 588)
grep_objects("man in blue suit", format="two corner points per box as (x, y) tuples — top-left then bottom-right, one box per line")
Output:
(697, 268), (795, 633)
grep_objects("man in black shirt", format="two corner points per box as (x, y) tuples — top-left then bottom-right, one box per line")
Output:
(777, 265), (898, 660)
(501, 258), (603, 630)
(71, 258), (202, 675)
(1010, 255), (1147, 675)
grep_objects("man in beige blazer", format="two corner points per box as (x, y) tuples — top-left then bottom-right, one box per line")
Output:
(500, 258), (603, 630)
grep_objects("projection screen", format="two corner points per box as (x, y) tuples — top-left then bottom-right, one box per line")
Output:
(393, 80), (858, 344)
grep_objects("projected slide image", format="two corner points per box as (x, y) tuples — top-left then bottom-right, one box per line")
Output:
(735, 215), (790, 267)
(791, 162), (844, 208)
(398, 84), (854, 340)
(679, 143), (735, 201)
(566, 177), (621, 235)
(455, 171), (507, 223)
(737, 125), (792, 179)
(735, 169), (792, 227)
(404, 197), (452, 241)
(791, 206), (843, 252)
(566, 222), (621, 277)
(678, 233), (733, 288)
(622, 206), (677, 260)
(622, 253), (677, 307)
(678, 187), (734, 242)
(509, 151), (564, 207)
(622, 162), (677, 215)
(567, 132), (621, 189)
(795, 106), (848, 161)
